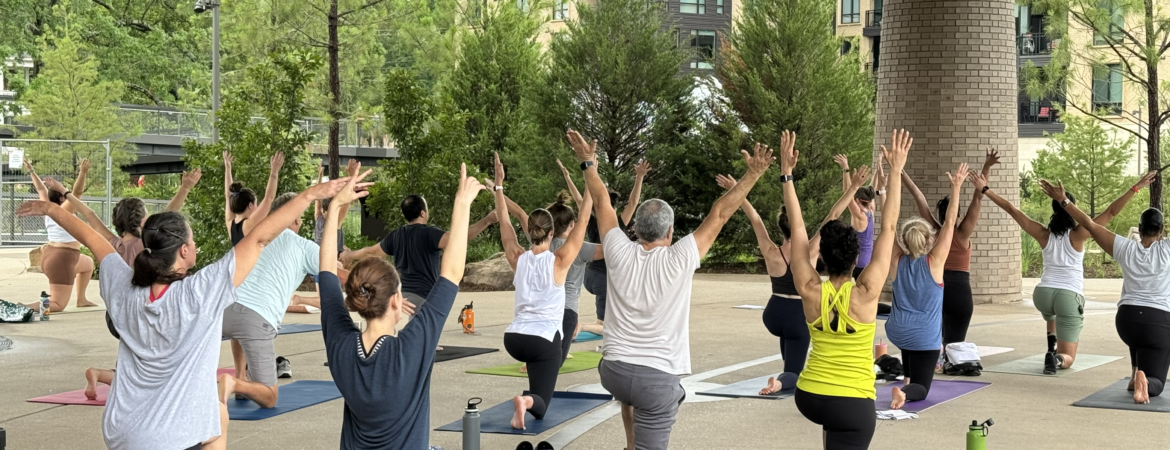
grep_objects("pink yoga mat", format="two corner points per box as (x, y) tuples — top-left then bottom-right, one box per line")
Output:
(27, 368), (236, 407)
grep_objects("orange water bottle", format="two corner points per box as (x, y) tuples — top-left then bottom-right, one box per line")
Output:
(459, 302), (475, 334)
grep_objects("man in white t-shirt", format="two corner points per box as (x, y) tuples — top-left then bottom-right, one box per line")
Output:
(566, 130), (776, 450)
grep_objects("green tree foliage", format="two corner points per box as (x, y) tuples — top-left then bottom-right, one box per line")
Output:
(717, 0), (874, 243)
(1032, 115), (1134, 217)
(181, 49), (321, 267)
(536, 0), (697, 194)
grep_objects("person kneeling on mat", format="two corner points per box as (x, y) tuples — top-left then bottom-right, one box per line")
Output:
(1041, 180), (1170, 405)
(320, 163), (484, 448)
(887, 163), (968, 409)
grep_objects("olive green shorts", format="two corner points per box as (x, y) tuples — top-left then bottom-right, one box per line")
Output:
(1032, 286), (1085, 343)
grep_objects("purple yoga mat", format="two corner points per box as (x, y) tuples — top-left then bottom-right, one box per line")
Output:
(874, 380), (991, 413)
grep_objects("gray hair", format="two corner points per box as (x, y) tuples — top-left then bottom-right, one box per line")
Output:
(634, 199), (674, 243)
(271, 192), (299, 213)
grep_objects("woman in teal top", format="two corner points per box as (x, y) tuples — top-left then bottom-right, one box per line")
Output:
(780, 129), (913, 450)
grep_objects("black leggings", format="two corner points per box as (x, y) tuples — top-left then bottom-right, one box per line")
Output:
(762, 296), (810, 387)
(560, 309), (578, 365)
(795, 389), (876, 450)
(504, 332), (563, 419)
(584, 269), (607, 321)
(1115, 305), (1170, 398)
(942, 270), (973, 344)
(901, 349), (940, 402)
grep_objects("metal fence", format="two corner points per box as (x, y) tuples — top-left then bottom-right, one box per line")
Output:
(1, 139), (112, 246)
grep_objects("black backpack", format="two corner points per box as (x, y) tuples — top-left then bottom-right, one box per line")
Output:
(875, 354), (903, 381)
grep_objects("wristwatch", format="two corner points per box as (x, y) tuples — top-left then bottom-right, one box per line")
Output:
(778, 174), (794, 183)
(580, 161), (595, 171)
(981, 186), (990, 194)
(494, 185), (504, 191)
(1060, 198), (1072, 208)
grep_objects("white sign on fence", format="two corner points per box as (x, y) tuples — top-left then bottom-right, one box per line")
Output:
(6, 148), (23, 168)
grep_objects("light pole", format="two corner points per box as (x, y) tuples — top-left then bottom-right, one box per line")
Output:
(195, 0), (221, 144)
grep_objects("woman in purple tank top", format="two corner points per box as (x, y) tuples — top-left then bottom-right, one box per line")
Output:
(832, 155), (886, 280)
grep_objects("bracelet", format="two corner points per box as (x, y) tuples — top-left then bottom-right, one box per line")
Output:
(1132, 186), (1140, 193)
(494, 185), (504, 191)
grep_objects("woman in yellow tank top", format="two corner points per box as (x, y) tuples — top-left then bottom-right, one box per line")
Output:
(778, 129), (913, 450)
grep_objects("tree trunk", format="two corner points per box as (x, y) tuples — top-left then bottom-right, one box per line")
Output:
(327, 0), (341, 180)
(1147, 0), (1163, 208)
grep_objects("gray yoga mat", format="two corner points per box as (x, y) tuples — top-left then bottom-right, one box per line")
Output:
(696, 375), (795, 400)
(1074, 378), (1170, 413)
(984, 354), (1122, 377)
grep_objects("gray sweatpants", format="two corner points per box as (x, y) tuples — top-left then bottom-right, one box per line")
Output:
(598, 359), (686, 450)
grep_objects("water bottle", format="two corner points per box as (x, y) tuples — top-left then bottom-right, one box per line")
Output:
(39, 291), (50, 321)
(462, 397), (482, 450)
(966, 418), (993, 450)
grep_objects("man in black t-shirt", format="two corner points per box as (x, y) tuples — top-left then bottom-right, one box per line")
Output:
(341, 195), (496, 307)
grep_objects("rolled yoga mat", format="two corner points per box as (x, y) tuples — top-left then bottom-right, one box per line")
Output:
(1073, 378), (1170, 413)
(873, 380), (991, 413)
(696, 375), (795, 400)
(983, 354), (1122, 377)
(435, 391), (613, 435)
(573, 331), (602, 343)
(227, 380), (342, 420)
(467, 352), (602, 378)
(435, 346), (499, 363)
(28, 369), (237, 406)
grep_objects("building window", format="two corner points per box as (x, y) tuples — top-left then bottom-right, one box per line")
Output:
(690, 30), (716, 69)
(716, 0), (724, 14)
(1093, 0), (1125, 45)
(841, 0), (860, 24)
(1092, 64), (1123, 115)
(553, 0), (568, 19)
(681, 0), (705, 14)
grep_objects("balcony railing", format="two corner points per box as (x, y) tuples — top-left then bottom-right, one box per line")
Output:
(865, 10), (882, 28)
(1092, 100), (1123, 116)
(1018, 33), (1055, 56)
(1019, 101), (1063, 124)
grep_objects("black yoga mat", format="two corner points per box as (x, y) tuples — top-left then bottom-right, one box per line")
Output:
(1073, 378), (1170, 413)
(435, 346), (499, 363)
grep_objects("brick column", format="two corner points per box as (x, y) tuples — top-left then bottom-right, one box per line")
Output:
(875, 0), (1021, 304)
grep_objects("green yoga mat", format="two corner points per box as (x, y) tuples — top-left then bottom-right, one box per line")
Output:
(984, 353), (1122, 377)
(467, 351), (602, 378)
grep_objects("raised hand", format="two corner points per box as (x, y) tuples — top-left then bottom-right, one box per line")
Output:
(556, 159), (569, 173)
(332, 163), (374, 207)
(16, 200), (57, 217)
(635, 160), (652, 178)
(223, 151), (233, 167)
(79, 158), (91, 173)
(881, 129), (912, 174)
(493, 152), (506, 186)
(1134, 171), (1158, 191)
(743, 143), (776, 176)
(983, 148), (1001, 169)
(455, 163), (487, 206)
(948, 162), (970, 187)
(181, 169), (203, 189)
(345, 158), (360, 177)
(1039, 179), (1067, 203)
(44, 178), (67, 194)
(305, 177), (354, 202)
(779, 130), (798, 174)
(566, 129), (598, 163)
(850, 166), (871, 188)
(22, 160), (33, 173)
(967, 171), (988, 192)
(715, 174), (737, 190)
(270, 152), (285, 173)
(833, 154), (849, 171)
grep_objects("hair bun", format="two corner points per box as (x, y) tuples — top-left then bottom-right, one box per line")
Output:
(229, 182), (244, 194)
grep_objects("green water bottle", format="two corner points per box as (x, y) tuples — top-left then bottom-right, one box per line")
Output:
(966, 418), (993, 450)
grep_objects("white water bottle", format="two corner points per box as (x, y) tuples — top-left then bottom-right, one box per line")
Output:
(39, 291), (50, 321)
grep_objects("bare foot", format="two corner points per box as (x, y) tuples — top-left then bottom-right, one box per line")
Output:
(1128, 367), (1137, 391)
(520, 364), (528, 374)
(286, 305), (310, 314)
(1134, 370), (1150, 404)
(566, 353), (574, 360)
(511, 395), (529, 430)
(436, 345), (444, 352)
(890, 387), (907, 410)
(76, 299), (99, 308)
(218, 373), (236, 404)
(84, 368), (100, 400)
(759, 376), (783, 395)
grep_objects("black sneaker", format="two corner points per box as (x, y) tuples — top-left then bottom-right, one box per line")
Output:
(1043, 351), (1057, 375)
(277, 356), (292, 379)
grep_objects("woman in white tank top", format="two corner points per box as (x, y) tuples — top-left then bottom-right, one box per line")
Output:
(25, 160), (98, 311)
(973, 171), (1156, 374)
(492, 153), (594, 430)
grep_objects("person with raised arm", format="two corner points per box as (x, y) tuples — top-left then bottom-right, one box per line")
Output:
(224, 151), (284, 246)
(786, 129), (910, 449)
(1040, 178), (1170, 404)
(976, 171), (1155, 375)
(901, 149), (998, 353)
(17, 172), (352, 450)
(319, 163), (484, 448)
(568, 129), (773, 450)
(886, 163), (969, 410)
(832, 155), (879, 279)
(716, 166), (870, 397)
(25, 159), (97, 310)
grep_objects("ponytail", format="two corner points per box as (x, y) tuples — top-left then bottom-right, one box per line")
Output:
(131, 212), (191, 287)
(527, 209), (555, 245)
(547, 191), (577, 238)
(898, 217), (935, 259)
(344, 258), (400, 319)
(229, 182), (256, 215)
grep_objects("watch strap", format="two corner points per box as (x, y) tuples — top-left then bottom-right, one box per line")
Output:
(778, 174), (794, 183)
(580, 161), (595, 171)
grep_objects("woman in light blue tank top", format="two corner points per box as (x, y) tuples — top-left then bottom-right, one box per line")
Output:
(886, 163), (967, 410)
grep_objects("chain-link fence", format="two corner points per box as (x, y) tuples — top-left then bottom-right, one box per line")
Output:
(1, 139), (112, 246)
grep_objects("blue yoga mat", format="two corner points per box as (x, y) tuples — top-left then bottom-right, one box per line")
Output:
(227, 380), (342, 420)
(573, 331), (602, 343)
(435, 391), (613, 435)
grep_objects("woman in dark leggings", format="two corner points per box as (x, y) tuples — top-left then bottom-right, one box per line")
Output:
(785, 129), (912, 450)
(903, 149), (998, 347)
(887, 163), (967, 409)
(1042, 180), (1170, 404)
(223, 151), (283, 246)
(496, 154), (593, 429)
